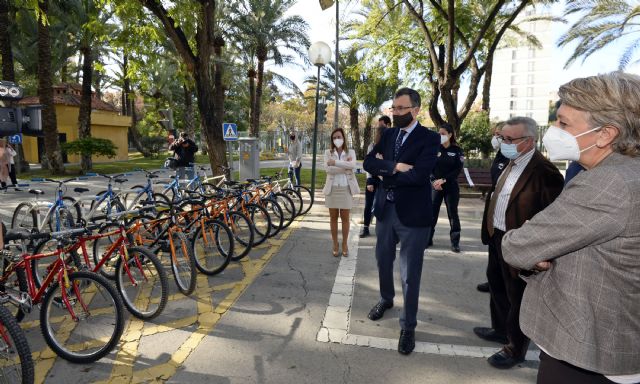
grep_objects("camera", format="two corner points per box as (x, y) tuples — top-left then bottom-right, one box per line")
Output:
(0, 80), (42, 136)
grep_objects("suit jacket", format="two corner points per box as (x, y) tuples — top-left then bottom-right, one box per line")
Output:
(502, 152), (640, 375)
(363, 123), (440, 227)
(481, 150), (564, 245)
(322, 148), (360, 196)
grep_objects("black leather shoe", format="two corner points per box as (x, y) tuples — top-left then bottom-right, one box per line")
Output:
(398, 329), (415, 355)
(488, 348), (525, 369)
(359, 227), (370, 238)
(473, 327), (508, 344)
(451, 244), (461, 253)
(368, 301), (393, 321)
(477, 282), (490, 293)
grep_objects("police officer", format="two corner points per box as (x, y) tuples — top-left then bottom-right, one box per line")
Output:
(428, 123), (464, 252)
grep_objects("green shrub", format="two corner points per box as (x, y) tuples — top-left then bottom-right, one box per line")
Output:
(61, 138), (117, 158)
(140, 136), (167, 157)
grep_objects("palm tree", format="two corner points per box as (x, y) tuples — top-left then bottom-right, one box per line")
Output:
(559, 0), (640, 69)
(231, 0), (310, 137)
(37, 0), (65, 173)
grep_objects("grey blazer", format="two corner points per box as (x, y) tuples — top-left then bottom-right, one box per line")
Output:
(502, 152), (640, 375)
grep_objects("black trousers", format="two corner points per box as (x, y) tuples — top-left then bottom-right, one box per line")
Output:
(8, 164), (17, 186)
(486, 229), (529, 358)
(538, 351), (616, 384)
(429, 182), (461, 245)
(363, 186), (375, 227)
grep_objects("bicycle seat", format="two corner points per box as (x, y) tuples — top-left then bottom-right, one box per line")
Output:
(28, 189), (44, 195)
(74, 187), (90, 194)
(224, 180), (239, 186)
(148, 174), (158, 179)
(114, 178), (128, 183)
(246, 178), (257, 183)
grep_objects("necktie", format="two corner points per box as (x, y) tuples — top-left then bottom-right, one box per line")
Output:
(486, 160), (514, 237)
(387, 130), (407, 202)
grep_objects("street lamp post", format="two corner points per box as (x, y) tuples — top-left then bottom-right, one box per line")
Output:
(308, 41), (332, 199)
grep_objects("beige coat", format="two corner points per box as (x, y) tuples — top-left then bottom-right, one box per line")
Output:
(0, 147), (10, 183)
(322, 148), (360, 196)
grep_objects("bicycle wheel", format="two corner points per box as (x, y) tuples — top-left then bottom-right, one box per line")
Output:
(200, 182), (220, 196)
(295, 185), (313, 215)
(169, 231), (197, 295)
(0, 304), (34, 384)
(48, 206), (76, 232)
(89, 195), (126, 223)
(282, 188), (303, 218)
(274, 193), (296, 229)
(31, 239), (67, 289)
(11, 203), (36, 231)
(115, 246), (168, 320)
(192, 219), (232, 275)
(245, 203), (271, 246)
(62, 197), (81, 226)
(92, 224), (122, 280)
(261, 198), (283, 238)
(40, 271), (124, 364)
(0, 261), (28, 322)
(226, 211), (254, 261)
(123, 185), (145, 209)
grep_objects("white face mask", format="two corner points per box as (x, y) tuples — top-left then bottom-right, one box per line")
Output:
(491, 136), (500, 150)
(440, 134), (449, 145)
(333, 138), (344, 148)
(542, 125), (600, 161)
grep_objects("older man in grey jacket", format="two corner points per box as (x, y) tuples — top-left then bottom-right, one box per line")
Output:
(502, 72), (640, 384)
(288, 131), (303, 185)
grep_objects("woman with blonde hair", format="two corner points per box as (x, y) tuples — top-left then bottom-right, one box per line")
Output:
(323, 128), (360, 257)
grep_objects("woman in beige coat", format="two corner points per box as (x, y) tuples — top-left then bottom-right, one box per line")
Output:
(0, 139), (11, 188)
(324, 128), (360, 257)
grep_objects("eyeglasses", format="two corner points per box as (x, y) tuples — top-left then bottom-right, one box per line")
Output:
(389, 106), (414, 112)
(497, 135), (531, 144)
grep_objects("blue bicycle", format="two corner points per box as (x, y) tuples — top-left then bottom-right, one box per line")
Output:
(123, 169), (171, 209)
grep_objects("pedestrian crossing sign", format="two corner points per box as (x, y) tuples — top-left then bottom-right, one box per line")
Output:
(222, 123), (238, 141)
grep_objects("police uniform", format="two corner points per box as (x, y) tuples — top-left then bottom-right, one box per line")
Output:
(428, 144), (464, 250)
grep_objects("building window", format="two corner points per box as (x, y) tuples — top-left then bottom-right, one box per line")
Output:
(511, 75), (518, 85)
(512, 62), (518, 72)
(528, 61), (535, 72)
(511, 88), (518, 97)
(526, 99), (534, 110)
(528, 47), (536, 58)
(526, 112), (534, 118)
(512, 50), (517, 60)
(527, 74), (535, 84)
(527, 87), (534, 97)
(510, 100), (517, 110)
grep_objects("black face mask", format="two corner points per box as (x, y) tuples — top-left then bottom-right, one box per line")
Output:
(393, 112), (413, 128)
(290, 135), (295, 140)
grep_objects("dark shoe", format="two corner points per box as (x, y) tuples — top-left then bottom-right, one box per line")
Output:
(368, 301), (393, 321)
(359, 227), (370, 238)
(451, 244), (461, 253)
(488, 348), (525, 369)
(476, 282), (490, 293)
(398, 329), (415, 355)
(473, 327), (508, 344)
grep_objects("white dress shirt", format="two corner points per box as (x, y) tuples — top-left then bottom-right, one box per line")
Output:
(398, 121), (418, 146)
(332, 150), (349, 187)
(492, 148), (535, 231)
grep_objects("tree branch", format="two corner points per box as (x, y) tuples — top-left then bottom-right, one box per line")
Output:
(445, 0), (454, 80)
(402, 0), (442, 79)
(140, 0), (198, 72)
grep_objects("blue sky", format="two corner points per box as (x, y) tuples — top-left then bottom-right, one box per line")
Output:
(280, 0), (640, 94)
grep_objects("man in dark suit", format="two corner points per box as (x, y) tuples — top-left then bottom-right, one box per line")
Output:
(363, 87), (440, 355)
(472, 116), (564, 368)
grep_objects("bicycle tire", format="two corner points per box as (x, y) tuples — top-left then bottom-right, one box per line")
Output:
(115, 246), (168, 320)
(245, 203), (271, 246)
(200, 182), (219, 196)
(169, 231), (197, 295)
(31, 238), (68, 288)
(282, 188), (303, 218)
(123, 185), (145, 209)
(274, 192), (296, 228)
(88, 194), (126, 223)
(40, 271), (124, 364)
(192, 219), (232, 275)
(0, 259), (28, 322)
(261, 198), (283, 238)
(226, 211), (254, 261)
(11, 203), (36, 231)
(295, 185), (314, 215)
(48, 205), (76, 232)
(62, 196), (82, 226)
(0, 304), (34, 384)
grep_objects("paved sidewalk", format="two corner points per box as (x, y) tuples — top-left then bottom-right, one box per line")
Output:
(6, 182), (539, 383)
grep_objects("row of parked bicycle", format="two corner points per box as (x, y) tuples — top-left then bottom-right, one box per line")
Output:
(0, 165), (314, 383)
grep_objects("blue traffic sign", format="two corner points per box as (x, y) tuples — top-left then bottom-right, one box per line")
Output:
(8, 134), (22, 144)
(223, 123), (238, 141)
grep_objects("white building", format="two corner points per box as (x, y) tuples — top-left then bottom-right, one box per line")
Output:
(489, 8), (556, 127)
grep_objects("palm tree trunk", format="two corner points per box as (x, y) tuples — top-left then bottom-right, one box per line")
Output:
(349, 107), (362, 158)
(37, 0), (64, 174)
(121, 53), (150, 157)
(78, 43), (93, 172)
(254, 54), (266, 138)
(247, 68), (256, 136)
